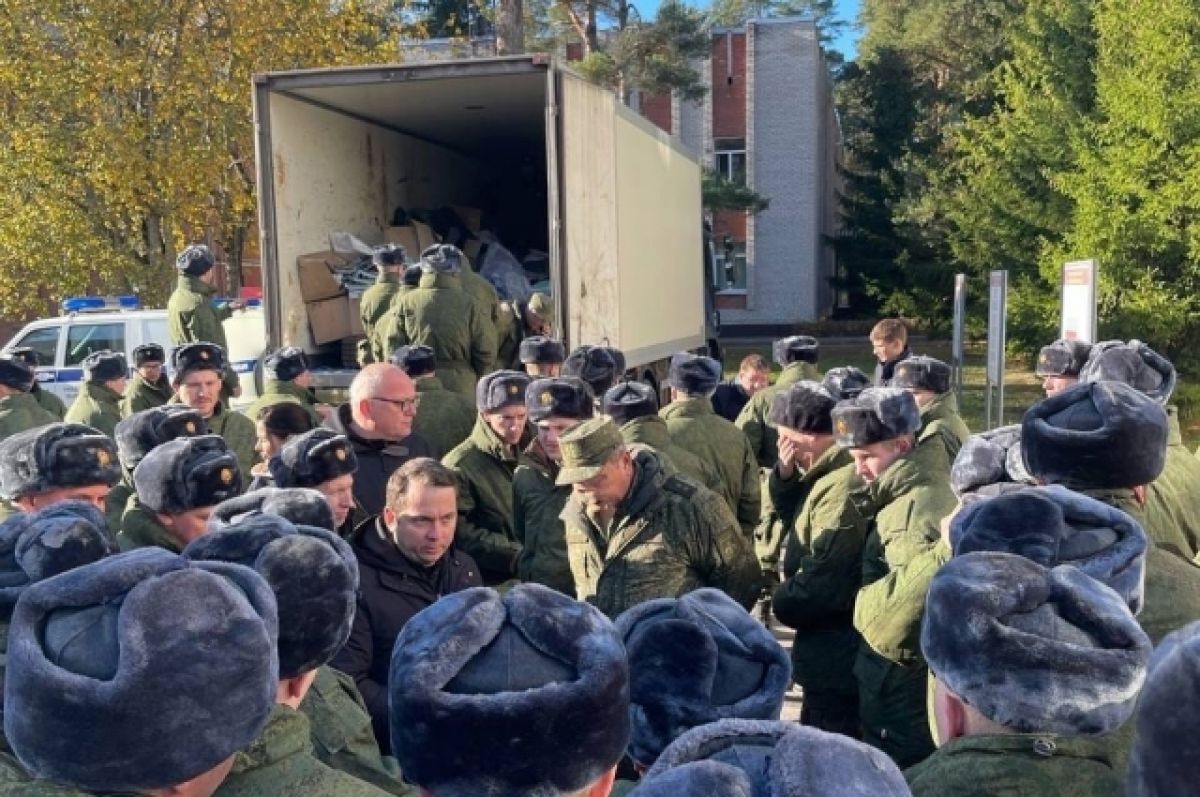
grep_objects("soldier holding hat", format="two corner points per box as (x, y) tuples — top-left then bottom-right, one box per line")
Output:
(168, 243), (243, 399)
(891, 355), (970, 462)
(661, 353), (760, 536)
(518, 335), (566, 377)
(768, 381), (868, 736)
(357, 243), (407, 366)
(562, 345), (621, 402)
(1035, 338), (1091, 397)
(557, 416), (760, 616)
(833, 387), (957, 766)
(513, 376), (593, 596)
(736, 335), (821, 468)
(0, 547), (279, 796)
(64, 350), (127, 438)
(0, 423), (120, 514)
(269, 428), (359, 535)
(8, 348), (66, 420)
(391, 344), (475, 458)
(183, 514), (398, 796)
(443, 370), (532, 584)
(0, 356), (57, 441)
(120, 343), (172, 416)
(906, 552), (1151, 796)
(108, 405), (207, 536)
(602, 380), (716, 488)
(171, 342), (257, 484)
(245, 346), (325, 426)
(378, 244), (496, 397)
(497, 292), (554, 370)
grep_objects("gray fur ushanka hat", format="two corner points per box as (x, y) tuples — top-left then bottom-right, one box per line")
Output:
(1079, 339), (1176, 404)
(4, 547), (278, 793)
(476, 370), (531, 413)
(0, 423), (120, 500)
(0, 357), (34, 391)
(922, 551), (1151, 735)
(772, 335), (819, 366)
(390, 344), (437, 377)
(821, 365), (870, 400)
(82, 350), (127, 384)
(628, 761), (754, 797)
(1036, 339), (1091, 378)
(831, 387), (921, 448)
(183, 513), (357, 679)
(389, 583), (630, 796)
(562, 345), (619, 398)
(767, 380), (837, 434)
(175, 243), (215, 276)
(115, 406), (207, 472)
(519, 335), (566, 366)
(133, 435), (242, 515)
(269, 428), (357, 490)
(264, 346), (309, 382)
(603, 380), (659, 425)
(1127, 621), (1200, 797)
(891, 355), (952, 394)
(665, 353), (722, 396)
(950, 424), (1035, 497)
(614, 588), (792, 766)
(207, 486), (337, 533)
(526, 376), (594, 423)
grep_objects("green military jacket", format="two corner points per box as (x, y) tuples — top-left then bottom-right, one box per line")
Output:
(105, 477), (133, 536)
(300, 666), (410, 795)
(206, 403), (258, 487)
(378, 273), (496, 396)
(735, 361), (821, 468)
(244, 380), (322, 426)
(30, 386), (66, 420)
(495, 302), (526, 371)
(917, 392), (970, 464)
(562, 448), (761, 617)
(617, 415), (717, 490)
(461, 263), (502, 332)
(905, 733), (1124, 797)
(412, 376), (476, 459)
(117, 494), (181, 553)
(853, 437), (956, 768)
(0, 392), (58, 441)
(772, 448), (864, 705)
(1145, 408), (1200, 561)
(119, 373), (172, 417)
(0, 751), (108, 795)
(513, 438), (575, 596)
(660, 397), (761, 536)
(443, 417), (530, 584)
(360, 272), (402, 353)
(64, 382), (123, 438)
(168, 274), (231, 349)
(215, 704), (394, 797)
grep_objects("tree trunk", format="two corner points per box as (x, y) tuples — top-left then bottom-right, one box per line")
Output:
(496, 0), (525, 55)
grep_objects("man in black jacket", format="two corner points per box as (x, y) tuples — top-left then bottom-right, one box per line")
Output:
(331, 457), (481, 754)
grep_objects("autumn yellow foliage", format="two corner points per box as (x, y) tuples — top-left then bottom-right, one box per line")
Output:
(0, 0), (398, 319)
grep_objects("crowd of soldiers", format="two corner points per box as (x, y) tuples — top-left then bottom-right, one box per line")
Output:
(0, 241), (1195, 796)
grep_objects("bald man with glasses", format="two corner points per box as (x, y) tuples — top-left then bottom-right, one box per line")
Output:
(326, 363), (437, 526)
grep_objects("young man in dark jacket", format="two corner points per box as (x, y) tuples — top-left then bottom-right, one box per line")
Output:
(331, 458), (481, 754)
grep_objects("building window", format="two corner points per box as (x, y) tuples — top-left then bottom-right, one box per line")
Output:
(714, 138), (747, 185)
(714, 237), (748, 292)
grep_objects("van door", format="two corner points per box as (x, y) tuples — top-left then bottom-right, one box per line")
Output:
(61, 320), (127, 405)
(7, 325), (66, 399)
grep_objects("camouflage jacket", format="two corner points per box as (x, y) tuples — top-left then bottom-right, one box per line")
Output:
(120, 374), (172, 417)
(562, 448), (760, 617)
(513, 438), (575, 596)
(735, 361), (821, 468)
(0, 392), (58, 442)
(617, 414), (717, 490)
(168, 275), (231, 349)
(117, 494), (182, 553)
(30, 386), (66, 420)
(64, 382), (123, 438)
(412, 376), (476, 459)
(205, 403), (258, 488)
(917, 391), (970, 465)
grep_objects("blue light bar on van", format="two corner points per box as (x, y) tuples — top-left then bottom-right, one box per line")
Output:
(61, 295), (141, 312)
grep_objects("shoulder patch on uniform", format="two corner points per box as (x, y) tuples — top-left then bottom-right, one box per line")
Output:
(663, 475), (698, 498)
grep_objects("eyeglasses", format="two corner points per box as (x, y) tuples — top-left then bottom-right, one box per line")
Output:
(370, 395), (421, 412)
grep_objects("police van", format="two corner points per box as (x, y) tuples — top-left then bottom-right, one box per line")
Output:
(0, 296), (266, 408)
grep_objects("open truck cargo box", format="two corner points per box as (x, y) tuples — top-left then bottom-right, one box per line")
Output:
(253, 56), (706, 377)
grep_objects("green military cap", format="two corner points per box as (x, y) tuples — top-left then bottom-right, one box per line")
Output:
(556, 417), (626, 486)
(528, 292), (554, 320)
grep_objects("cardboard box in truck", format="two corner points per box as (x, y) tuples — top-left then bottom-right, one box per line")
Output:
(296, 251), (350, 302)
(307, 296), (353, 344)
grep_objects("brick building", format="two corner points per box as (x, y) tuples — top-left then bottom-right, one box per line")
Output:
(639, 18), (841, 334)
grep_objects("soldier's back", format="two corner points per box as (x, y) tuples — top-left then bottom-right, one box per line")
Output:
(0, 393), (58, 441)
(412, 377), (475, 458)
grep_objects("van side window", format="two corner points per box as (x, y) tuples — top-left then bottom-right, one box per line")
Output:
(11, 327), (61, 367)
(65, 323), (126, 366)
(144, 318), (170, 347)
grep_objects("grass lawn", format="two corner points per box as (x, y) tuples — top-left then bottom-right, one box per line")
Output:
(722, 340), (1200, 450)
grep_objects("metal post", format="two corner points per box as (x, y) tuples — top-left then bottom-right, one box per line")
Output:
(952, 274), (966, 405)
(987, 270), (1008, 430)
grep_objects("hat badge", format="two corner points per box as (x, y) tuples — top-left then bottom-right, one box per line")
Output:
(199, 350), (210, 360)
(219, 468), (234, 485)
(185, 421), (196, 434)
(835, 417), (849, 436)
(540, 391), (553, 405)
(95, 449), (111, 468)
(509, 384), (520, 395)
(335, 448), (347, 461)
(1040, 353), (1049, 364)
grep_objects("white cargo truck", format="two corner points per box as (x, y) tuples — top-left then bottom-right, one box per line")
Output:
(252, 55), (713, 393)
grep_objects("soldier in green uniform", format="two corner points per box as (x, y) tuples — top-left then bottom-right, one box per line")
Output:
(768, 382), (865, 737)
(736, 336), (822, 469)
(497, 292), (554, 370)
(168, 243), (244, 400)
(1078, 339), (1200, 561)
(120, 435), (242, 552)
(357, 244), (407, 367)
(1034, 338), (1090, 397)
(891, 356), (969, 462)
(172, 343), (258, 484)
(442, 370), (531, 584)
(513, 376), (594, 596)
(378, 247), (496, 396)
(0, 357), (57, 441)
(834, 387), (957, 767)
(557, 417), (760, 617)
(390, 345), (475, 458)
(183, 513), (403, 797)
(268, 429), (358, 537)
(1128, 622), (1200, 796)
(64, 351), (126, 438)
(8, 348), (66, 420)
(108, 405), (207, 535)
(906, 552), (1149, 797)
(430, 244), (502, 334)
(1, 547), (279, 797)
(518, 335), (565, 377)
(245, 347), (325, 426)
(603, 380), (717, 488)
(0, 423), (120, 514)
(660, 353), (760, 536)
(615, 589), (791, 774)
(119, 344), (172, 417)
